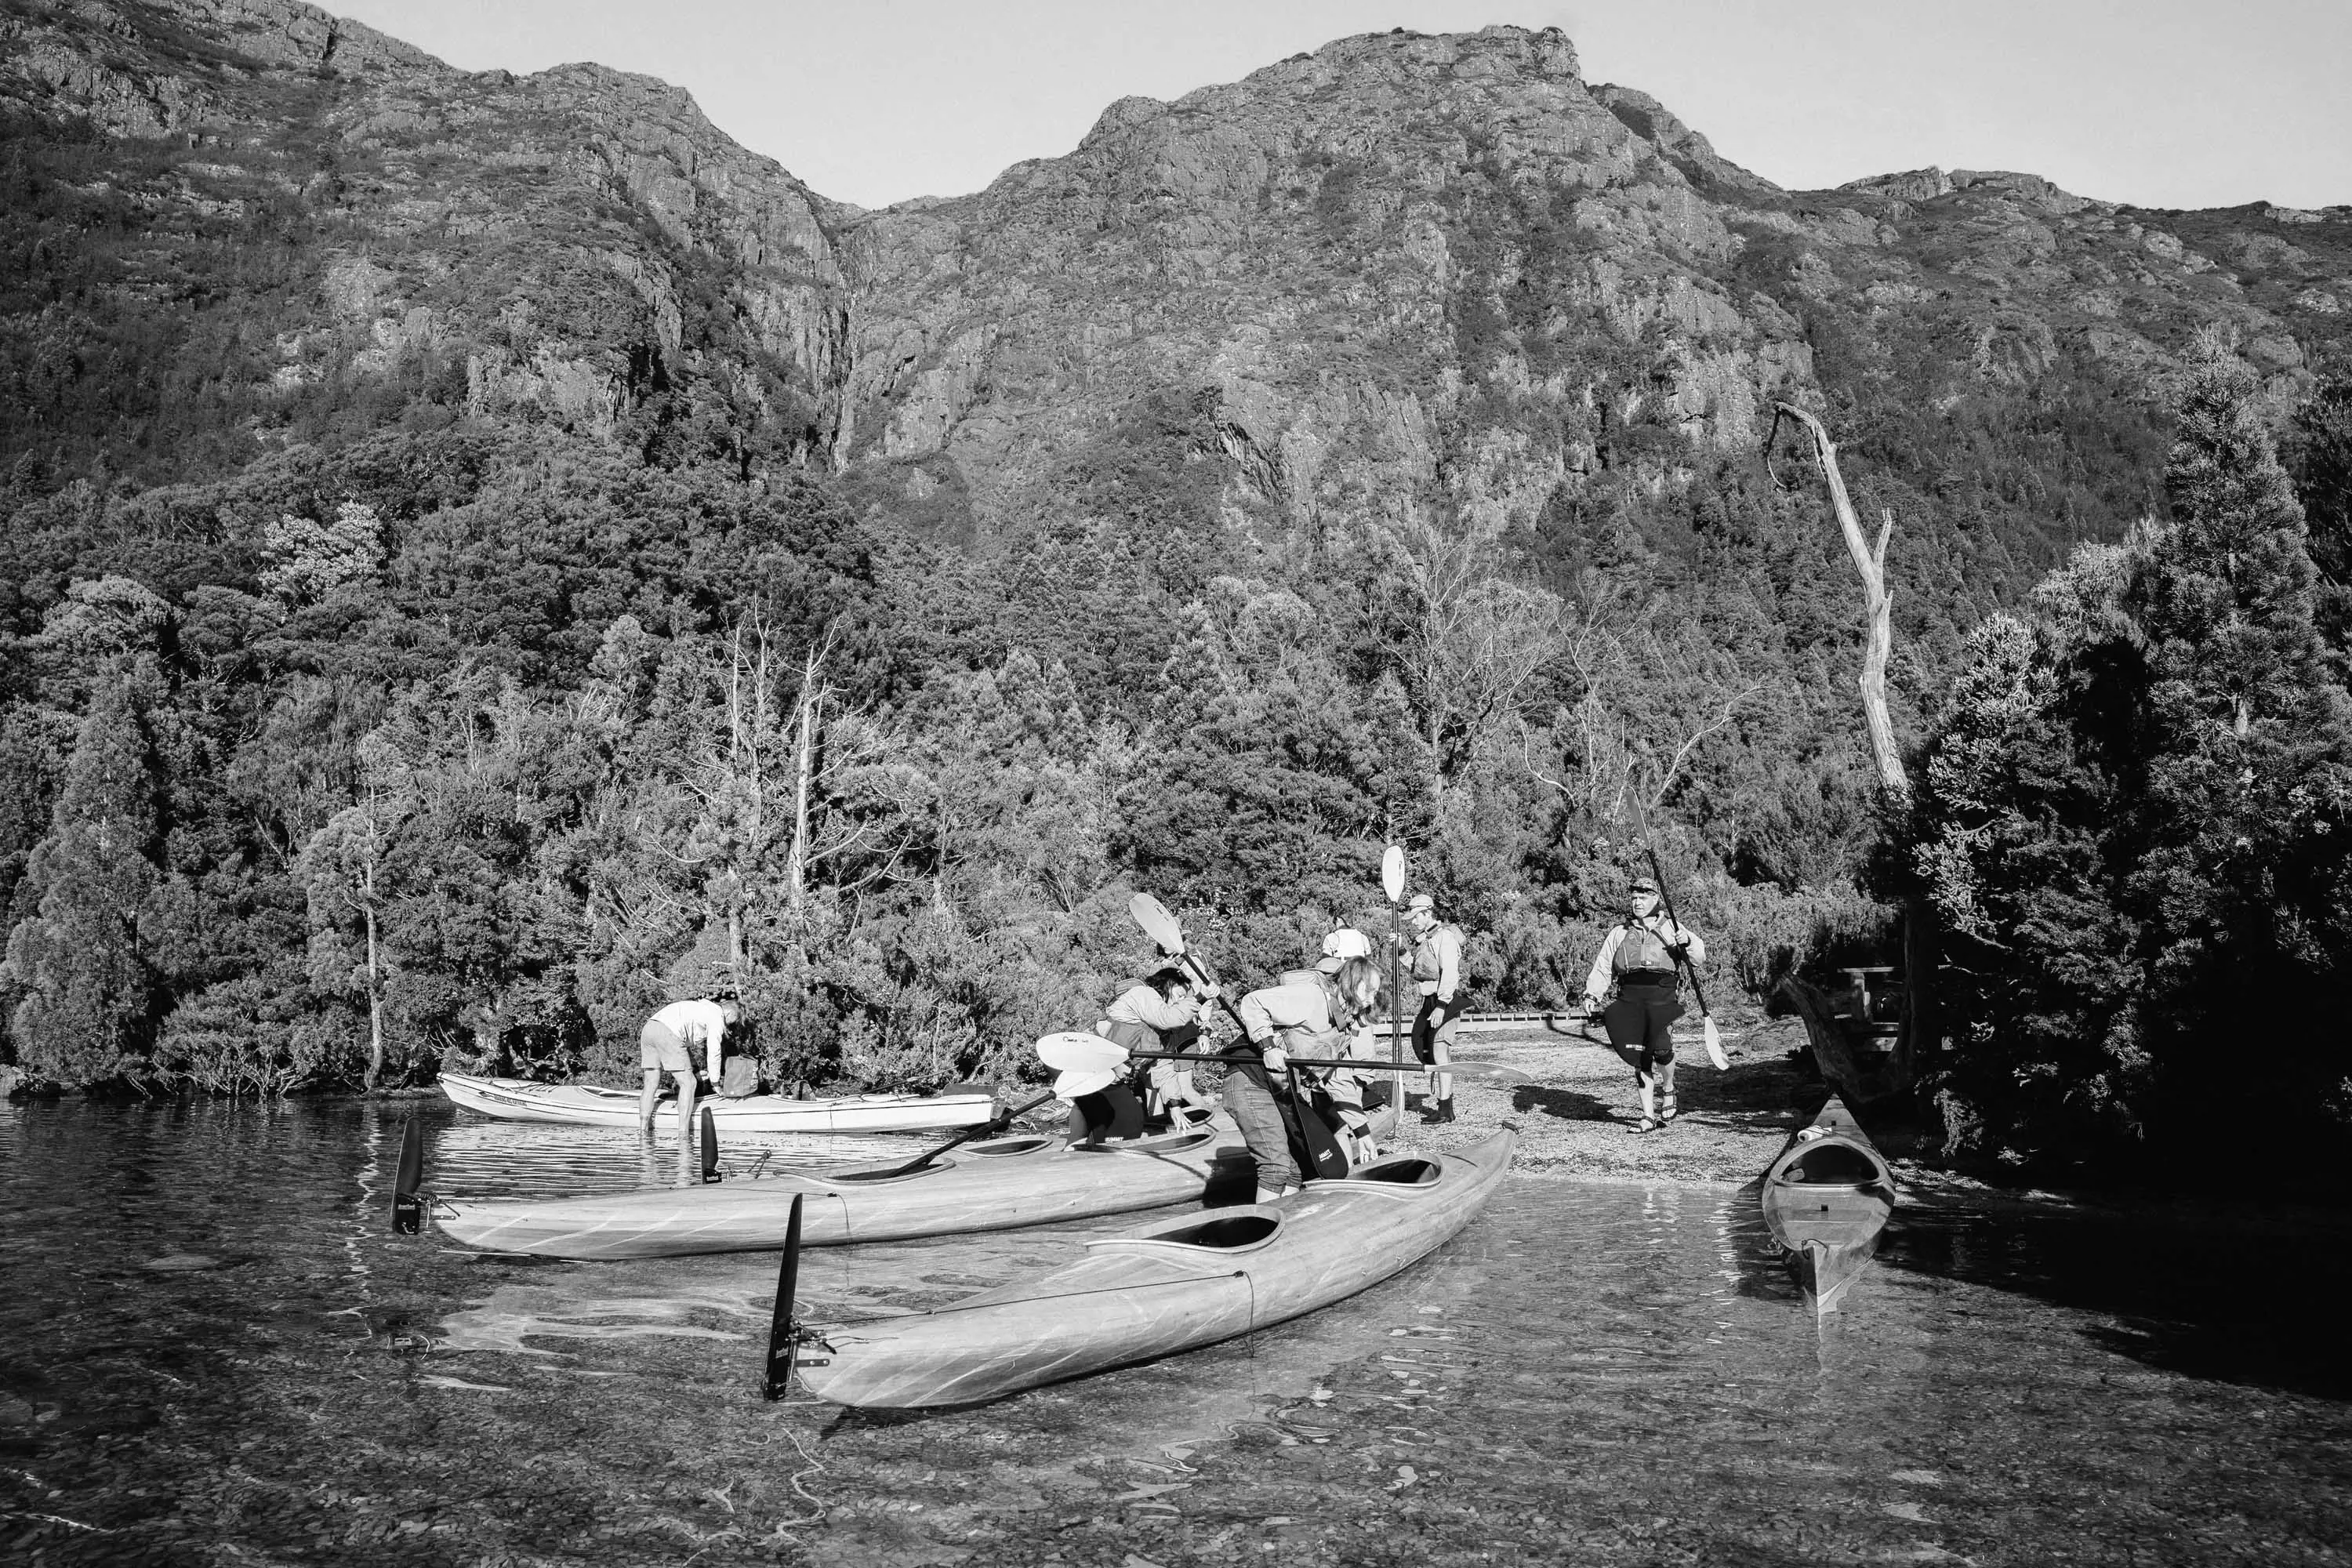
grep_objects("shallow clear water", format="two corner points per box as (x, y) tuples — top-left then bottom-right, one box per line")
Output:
(2, 1097), (2348, 1566)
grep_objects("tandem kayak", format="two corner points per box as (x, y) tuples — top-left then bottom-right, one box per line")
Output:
(795, 1129), (1514, 1408)
(433, 1101), (1399, 1259)
(1759, 1095), (1896, 1314)
(437, 1073), (997, 1135)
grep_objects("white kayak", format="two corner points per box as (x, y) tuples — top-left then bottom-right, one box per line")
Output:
(437, 1073), (998, 1135)
(434, 1100), (1399, 1259)
(797, 1129), (1514, 1408)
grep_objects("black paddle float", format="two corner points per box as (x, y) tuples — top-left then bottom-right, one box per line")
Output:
(762, 1194), (830, 1399)
(391, 1115), (425, 1235)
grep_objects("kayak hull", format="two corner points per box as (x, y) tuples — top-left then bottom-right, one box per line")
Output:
(797, 1130), (1514, 1408)
(1759, 1094), (1896, 1314)
(438, 1073), (996, 1135)
(434, 1101), (1399, 1258)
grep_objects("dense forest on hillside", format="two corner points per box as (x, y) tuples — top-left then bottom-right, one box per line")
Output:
(3, 2), (2349, 1175)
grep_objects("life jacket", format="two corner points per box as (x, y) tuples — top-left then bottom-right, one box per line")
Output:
(1411, 924), (1464, 984)
(1611, 918), (1679, 977)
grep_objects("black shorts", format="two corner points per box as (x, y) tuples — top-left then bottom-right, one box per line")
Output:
(1411, 994), (1461, 1065)
(1602, 982), (1682, 1072)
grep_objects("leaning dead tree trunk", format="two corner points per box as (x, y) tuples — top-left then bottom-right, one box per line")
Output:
(1767, 401), (1933, 1102)
(1768, 402), (1906, 798)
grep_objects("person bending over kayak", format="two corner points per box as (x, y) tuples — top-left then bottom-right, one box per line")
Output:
(638, 996), (740, 1146)
(1082, 967), (1216, 1141)
(1404, 894), (1467, 1123)
(1231, 953), (1384, 1203)
(1581, 874), (1706, 1134)
(1283, 929), (1386, 1163)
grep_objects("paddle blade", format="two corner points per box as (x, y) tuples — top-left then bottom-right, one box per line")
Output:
(699, 1105), (720, 1184)
(1381, 844), (1406, 904)
(1053, 1069), (1119, 1100)
(1289, 1080), (1352, 1180)
(763, 1193), (804, 1400)
(1703, 1015), (1729, 1072)
(390, 1116), (423, 1236)
(1127, 891), (1186, 953)
(1036, 1029), (1129, 1076)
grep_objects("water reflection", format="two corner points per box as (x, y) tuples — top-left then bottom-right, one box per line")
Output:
(2, 1098), (2348, 1567)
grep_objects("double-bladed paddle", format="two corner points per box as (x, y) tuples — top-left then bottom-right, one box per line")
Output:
(1381, 844), (1407, 1082)
(1125, 893), (1352, 1179)
(864, 1088), (1064, 1179)
(1039, 1029), (1533, 1087)
(699, 1105), (722, 1184)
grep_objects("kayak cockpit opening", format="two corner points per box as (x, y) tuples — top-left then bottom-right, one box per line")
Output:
(1780, 1143), (1885, 1184)
(829, 1163), (946, 1184)
(963, 1136), (1055, 1157)
(1349, 1157), (1443, 1185)
(1142, 1213), (1281, 1249)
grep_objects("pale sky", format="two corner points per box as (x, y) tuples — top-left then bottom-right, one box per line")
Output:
(328, 1), (2348, 213)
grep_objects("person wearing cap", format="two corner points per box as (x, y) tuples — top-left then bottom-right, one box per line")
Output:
(1582, 874), (1707, 1133)
(1229, 946), (1384, 1202)
(1405, 894), (1467, 1123)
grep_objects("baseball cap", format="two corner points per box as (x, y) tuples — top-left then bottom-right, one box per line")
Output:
(1630, 875), (1659, 894)
(1406, 893), (1436, 913)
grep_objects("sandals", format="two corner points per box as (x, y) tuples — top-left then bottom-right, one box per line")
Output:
(1634, 1115), (1661, 1134)
(1659, 1094), (1679, 1123)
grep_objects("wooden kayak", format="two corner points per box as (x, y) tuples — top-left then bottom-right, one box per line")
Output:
(437, 1073), (997, 1135)
(1759, 1095), (1896, 1313)
(796, 1129), (1514, 1408)
(434, 1101), (1399, 1258)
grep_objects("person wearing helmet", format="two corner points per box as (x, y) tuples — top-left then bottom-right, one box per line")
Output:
(1583, 873), (1707, 1133)
(1229, 942), (1383, 1202)
(1405, 894), (1466, 1123)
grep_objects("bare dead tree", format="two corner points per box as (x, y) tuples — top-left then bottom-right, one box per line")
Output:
(1766, 401), (1933, 1100)
(1766, 401), (1909, 800)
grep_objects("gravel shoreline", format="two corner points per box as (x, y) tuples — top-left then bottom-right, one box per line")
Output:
(1377, 1015), (1830, 1187)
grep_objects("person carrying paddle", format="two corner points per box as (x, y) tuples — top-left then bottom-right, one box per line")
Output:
(1404, 894), (1467, 1123)
(1080, 967), (1214, 1141)
(638, 996), (740, 1145)
(1230, 951), (1384, 1202)
(1582, 874), (1707, 1133)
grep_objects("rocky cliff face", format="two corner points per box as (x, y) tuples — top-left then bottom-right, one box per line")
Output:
(4, 2), (2347, 568)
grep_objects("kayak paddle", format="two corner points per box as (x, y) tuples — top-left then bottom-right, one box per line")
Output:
(867, 1088), (1062, 1179)
(699, 1105), (721, 1184)
(761, 1194), (829, 1399)
(1632, 811), (1729, 1072)
(391, 1115), (425, 1235)
(1123, 894), (1351, 1180)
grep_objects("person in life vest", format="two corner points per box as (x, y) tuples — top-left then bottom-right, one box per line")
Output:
(1231, 949), (1384, 1203)
(1404, 894), (1467, 1123)
(1082, 967), (1217, 1142)
(1582, 874), (1707, 1133)
(1279, 928), (1386, 1164)
(637, 996), (740, 1149)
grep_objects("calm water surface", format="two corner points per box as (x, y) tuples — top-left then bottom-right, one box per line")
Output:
(2, 1097), (2348, 1566)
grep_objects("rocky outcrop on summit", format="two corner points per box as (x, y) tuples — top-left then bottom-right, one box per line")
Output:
(2, 4), (2347, 561)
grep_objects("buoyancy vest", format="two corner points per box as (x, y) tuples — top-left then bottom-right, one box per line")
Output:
(1411, 924), (1464, 985)
(1612, 918), (1679, 977)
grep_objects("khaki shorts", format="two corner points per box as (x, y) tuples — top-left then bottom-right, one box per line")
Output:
(639, 1021), (692, 1074)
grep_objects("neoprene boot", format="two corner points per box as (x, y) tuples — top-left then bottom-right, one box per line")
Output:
(1421, 1098), (1456, 1124)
